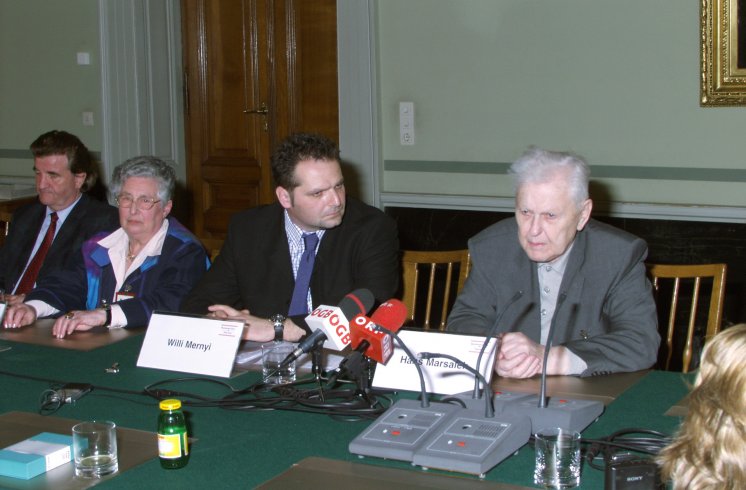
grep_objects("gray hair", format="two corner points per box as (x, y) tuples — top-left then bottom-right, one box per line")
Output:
(109, 156), (176, 203)
(509, 147), (590, 208)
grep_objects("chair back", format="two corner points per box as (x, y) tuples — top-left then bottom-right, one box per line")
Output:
(646, 263), (727, 372)
(200, 237), (224, 262)
(401, 249), (471, 330)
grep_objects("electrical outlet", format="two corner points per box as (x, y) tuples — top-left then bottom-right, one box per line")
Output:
(399, 102), (415, 145)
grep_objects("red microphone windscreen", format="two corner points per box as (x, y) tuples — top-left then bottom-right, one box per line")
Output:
(369, 299), (408, 333)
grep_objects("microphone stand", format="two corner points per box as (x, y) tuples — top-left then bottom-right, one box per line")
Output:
(310, 348), (324, 381)
(538, 293), (566, 408)
(473, 290), (524, 399)
(310, 338), (326, 401)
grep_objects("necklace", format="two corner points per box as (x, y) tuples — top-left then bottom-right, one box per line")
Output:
(126, 244), (137, 261)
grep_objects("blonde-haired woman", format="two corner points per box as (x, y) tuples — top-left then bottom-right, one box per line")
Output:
(657, 323), (746, 489)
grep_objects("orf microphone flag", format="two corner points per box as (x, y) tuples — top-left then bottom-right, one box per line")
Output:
(349, 299), (408, 364)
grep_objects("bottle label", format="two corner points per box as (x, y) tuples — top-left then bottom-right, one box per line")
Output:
(158, 432), (188, 458)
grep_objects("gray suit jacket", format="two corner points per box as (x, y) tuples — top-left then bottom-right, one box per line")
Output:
(447, 218), (660, 376)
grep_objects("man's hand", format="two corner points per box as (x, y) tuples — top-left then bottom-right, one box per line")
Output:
(4, 294), (26, 306)
(495, 332), (544, 378)
(207, 305), (304, 342)
(51, 309), (107, 339)
(3, 303), (38, 328)
(495, 332), (572, 378)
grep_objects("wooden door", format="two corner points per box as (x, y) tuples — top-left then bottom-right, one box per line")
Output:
(182, 0), (338, 238)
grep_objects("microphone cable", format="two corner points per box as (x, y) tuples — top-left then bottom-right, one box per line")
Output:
(372, 325), (430, 407)
(580, 428), (671, 471)
(418, 351), (493, 417)
(0, 368), (153, 414)
(0, 364), (394, 420)
(144, 373), (393, 420)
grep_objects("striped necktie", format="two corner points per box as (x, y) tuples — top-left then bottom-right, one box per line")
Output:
(16, 212), (59, 294)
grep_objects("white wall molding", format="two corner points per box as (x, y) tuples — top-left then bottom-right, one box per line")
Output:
(380, 192), (746, 223)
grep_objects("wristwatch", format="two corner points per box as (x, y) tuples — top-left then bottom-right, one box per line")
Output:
(270, 314), (285, 341)
(100, 302), (112, 327)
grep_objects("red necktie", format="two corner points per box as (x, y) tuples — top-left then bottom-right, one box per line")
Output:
(15, 212), (59, 294)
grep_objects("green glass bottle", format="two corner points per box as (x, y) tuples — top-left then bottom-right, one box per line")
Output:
(157, 399), (189, 469)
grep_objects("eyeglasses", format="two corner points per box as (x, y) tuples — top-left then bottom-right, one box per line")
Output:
(115, 195), (161, 210)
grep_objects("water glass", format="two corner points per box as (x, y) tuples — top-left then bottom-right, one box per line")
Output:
(72, 420), (119, 478)
(261, 341), (296, 384)
(534, 427), (581, 488)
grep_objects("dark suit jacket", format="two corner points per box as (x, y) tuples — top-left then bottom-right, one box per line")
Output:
(26, 217), (208, 328)
(0, 194), (119, 292)
(447, 218), (660, 376)
(181, 198), (399, 326)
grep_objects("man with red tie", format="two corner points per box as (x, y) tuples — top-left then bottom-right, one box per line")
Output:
(0, 130), (118, 304)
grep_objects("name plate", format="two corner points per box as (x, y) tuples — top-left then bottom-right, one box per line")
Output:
(372, 330), (497, 395)
(137, 311), (244, 378)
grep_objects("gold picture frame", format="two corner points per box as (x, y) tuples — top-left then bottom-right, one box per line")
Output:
(701, 0), (746, 106)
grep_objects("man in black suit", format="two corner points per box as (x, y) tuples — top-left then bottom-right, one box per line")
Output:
(0, 130), (119, 303)
(181, 133), (399, 342)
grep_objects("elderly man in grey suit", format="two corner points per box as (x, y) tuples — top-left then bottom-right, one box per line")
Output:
(447, 147), (659, 378)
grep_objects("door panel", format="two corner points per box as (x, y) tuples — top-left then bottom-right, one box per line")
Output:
(183, 0), (338, 238)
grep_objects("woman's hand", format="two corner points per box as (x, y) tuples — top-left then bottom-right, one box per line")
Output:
(51, 309), (107, 339)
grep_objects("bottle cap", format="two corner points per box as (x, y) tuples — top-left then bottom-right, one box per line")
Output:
(159, 399), (182, 410)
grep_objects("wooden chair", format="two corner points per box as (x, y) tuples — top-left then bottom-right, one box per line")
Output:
(0, 210), (12, 248)
(401, 249), (471, 331)
(646, 263), (727, 373)
(199, 237), (224, 262)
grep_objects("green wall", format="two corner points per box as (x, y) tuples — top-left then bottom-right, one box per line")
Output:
(3, 1), (745, 212)
(0, 0), (101, 176)
(377, 1), (746, 209)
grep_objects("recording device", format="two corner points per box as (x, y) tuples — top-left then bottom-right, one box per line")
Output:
(605, 455), (663, 490)
(41, 383), (93, 406)
(58, 383), (93, 403)
(280, 289), (374, 368)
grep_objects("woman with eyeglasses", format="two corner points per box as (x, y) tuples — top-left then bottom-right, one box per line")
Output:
(3, 156), (208, 338)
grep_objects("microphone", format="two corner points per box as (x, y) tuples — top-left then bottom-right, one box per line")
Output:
(419, 352), (494, 417)
(279, 289), (374, 368)
(353, 319), (534, 474)
(326, 299), (408, 386)
(350, 299), (408, 364)
(473, 290), (524, 398)
(493, 293), (604, 433)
